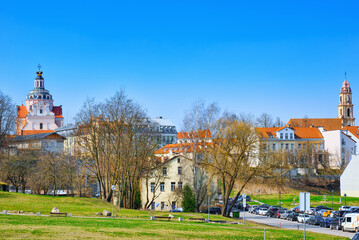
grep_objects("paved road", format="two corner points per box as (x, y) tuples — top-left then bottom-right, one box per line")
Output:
(244, 212), (355, 239)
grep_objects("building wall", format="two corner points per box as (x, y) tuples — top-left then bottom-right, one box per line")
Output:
(341, 155), (359, 197)
(141, 156), (194, 210)
(320, 129), (356, 168)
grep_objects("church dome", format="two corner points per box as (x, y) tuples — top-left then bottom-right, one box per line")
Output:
(341, 79), (351, 93)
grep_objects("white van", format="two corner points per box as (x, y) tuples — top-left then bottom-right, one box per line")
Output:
(342, 213), (359, 232)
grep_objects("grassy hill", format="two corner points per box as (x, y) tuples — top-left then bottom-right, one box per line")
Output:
(0, 191), (350, 239)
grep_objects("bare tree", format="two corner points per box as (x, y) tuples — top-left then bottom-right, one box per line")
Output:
(0, 92), (16, 147)
(204, 115), (276, 217)
(76, 90), (158, 208)
(256, 113), (273, 127)
(182, 100), (220, 212)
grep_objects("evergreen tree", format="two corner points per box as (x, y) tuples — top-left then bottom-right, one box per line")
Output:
(182, 185), (195, 212)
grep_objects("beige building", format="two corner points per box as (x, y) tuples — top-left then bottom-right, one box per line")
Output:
(141, 155), (194, 210)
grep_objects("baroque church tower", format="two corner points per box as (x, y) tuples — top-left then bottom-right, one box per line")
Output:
(16, 67), (64, 135)
(338, 76), (355, 127)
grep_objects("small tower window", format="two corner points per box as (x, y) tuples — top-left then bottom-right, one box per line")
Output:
(39, 123), (43, 129)
(347, 108), (351, 117)
(40, 108), (43, 114)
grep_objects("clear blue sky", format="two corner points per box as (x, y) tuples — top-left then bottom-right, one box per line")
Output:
(1, 1), (359, 128)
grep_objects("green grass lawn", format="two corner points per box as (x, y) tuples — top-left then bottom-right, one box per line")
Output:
(0, 214), (348, 240)
(251, 193), (359, 210)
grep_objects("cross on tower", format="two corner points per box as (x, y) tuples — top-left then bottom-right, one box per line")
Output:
(345, 72), (347, 79)
(37, 64), (41, 71)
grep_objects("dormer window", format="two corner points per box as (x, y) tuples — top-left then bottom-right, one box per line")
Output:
(280, 133), (283, 139)
(290, 133), (293, 139)
(285, 133), (288, 139)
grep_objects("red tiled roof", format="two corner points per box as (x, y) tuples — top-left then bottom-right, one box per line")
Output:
(287, 118), (342, 131)
(21, 130), (54, 135)
(342, 126), (359, 139)
(257, 127), (323, 139)
(177, 129), (212, 139)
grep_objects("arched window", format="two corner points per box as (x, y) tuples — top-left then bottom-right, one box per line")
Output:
(40, 107), (43, 114)
(30, 106), (32, 111)
(340, 96), (342, 103)
(39, 123), (43, 129)
(347, 108), (351, 117)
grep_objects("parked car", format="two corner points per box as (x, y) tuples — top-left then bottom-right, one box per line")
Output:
(286, 212), (299, 221)
(323, 210), (333, 217)
(298, 214), (310, 223)
(267, 208), (279, 217)
(320, 217), (334, 228)
(280, 210), (292, 219)
(258, 208), (268, 215)
(308, 215), (323, 225)
(339, 206), (351, 211)
(290, 206), (299, 212)
(332, 210), (350, 218)
(330, 217), (344, 230)
(248, 206), (257, 214)
(352, 232), (359, 240)
(200, 207), (222, 215)
(342, 213), (359, 232)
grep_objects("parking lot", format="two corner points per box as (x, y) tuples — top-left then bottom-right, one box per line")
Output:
(245, 212), (355, 238)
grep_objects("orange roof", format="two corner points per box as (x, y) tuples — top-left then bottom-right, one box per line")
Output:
(17, 105), (28, 118)
(257, 127), (323, 139)
(342, 126), (359, 139)
(55, 115), (64, 118)
(155, 142), (212, 154)
(177, 129), (212, 139)
(20, 130), (54, 135)
(287, 118), (342, 131)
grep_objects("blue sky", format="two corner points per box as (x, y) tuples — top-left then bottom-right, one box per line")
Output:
(1, 1), (359, 128)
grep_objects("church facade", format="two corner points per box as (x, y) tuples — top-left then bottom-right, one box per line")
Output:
(16, 68), (64, 135)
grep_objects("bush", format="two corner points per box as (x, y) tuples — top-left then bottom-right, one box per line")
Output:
(182, 185), (195, 212)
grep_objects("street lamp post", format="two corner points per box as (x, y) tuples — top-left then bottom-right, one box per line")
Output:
(344, 193), (347, 206)
(279, 191), (281, 206)
(331, 190), (334, 209)
(258, 189), (260, 200)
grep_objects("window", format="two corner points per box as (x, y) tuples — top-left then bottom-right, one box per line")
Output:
(320, 144), (323, 150)
(285, 144), (289, 150)
(171, 201), (176, 209)
(303, 144), (306, 149)
(163, 167), (167, 176)
(281, 143), (283, 149)
(280, 133), (283, 139)
(315, 144), (318, 151)
(40, 108), (43, 114)
(291, 144), (294, 150)
(342, 139), (346, 145)
(161, 202), (165, 210)
(298, 144), (302, 150)
(177, 158), (180, 163)
(272, 144), (275, 151)
(151, 202), (155, 210)
(178, 182), (183, 190)
(290, 133), (293, 139)
(150, 182), (155, 192)
(285, 133), (288, 139)
(39, 123), (43, 129)
(160, 182), (165, 192)
(171, 182), (175, 191)
(347, 108), (351, 117)
(178, 167), (182, 175)
(30, 106), (32, 111)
